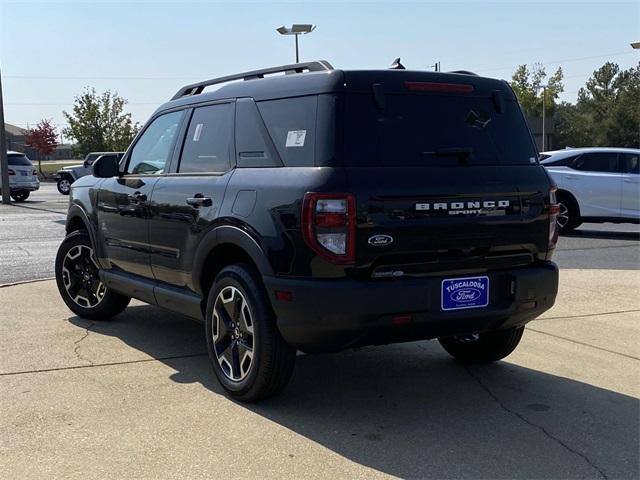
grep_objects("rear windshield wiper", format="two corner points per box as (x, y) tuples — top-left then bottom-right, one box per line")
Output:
(422, 147), (474, 162)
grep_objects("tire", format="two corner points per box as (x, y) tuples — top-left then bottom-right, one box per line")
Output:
(11, 190), (30, 202)
(556, 193), (582, 234)
(55, 230), (130, 320)
(438, 326), (525, 364)
(57, 178), (72, 195)
(205, 264), (296, 402)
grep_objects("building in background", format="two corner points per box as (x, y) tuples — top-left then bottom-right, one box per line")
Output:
(4, 123), (27, 152)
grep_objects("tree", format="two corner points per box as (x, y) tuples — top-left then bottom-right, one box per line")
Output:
(63, 88), (139, 155)
(25, 119), (58, 174)
(553, 62), (640, 148)
(510, 63), (564, 117)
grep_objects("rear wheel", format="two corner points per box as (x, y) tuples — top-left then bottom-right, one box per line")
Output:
(55, 231), (130, 320)
(11, 190), (30, 202)
(205, 264), (296, 402)
(438, 326), (524, 363)
(57, 178), (71, 195)
(556, 193), (581, 234)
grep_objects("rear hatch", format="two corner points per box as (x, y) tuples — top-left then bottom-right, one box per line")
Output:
(8, 153), (37, 184)
(341, 71), (552, 277)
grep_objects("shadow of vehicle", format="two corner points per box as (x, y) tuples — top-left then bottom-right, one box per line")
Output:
(70, 305), (639, 479)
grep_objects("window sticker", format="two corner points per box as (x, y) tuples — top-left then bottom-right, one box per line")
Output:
(193, 123), (203, 142)
(285, 130), (306, 147)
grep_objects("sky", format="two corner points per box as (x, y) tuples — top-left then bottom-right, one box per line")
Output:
(1, 0), (639, 141)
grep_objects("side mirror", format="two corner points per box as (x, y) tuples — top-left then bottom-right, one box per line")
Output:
(83, 159), (90, 168)
(92, 155), (119, 178)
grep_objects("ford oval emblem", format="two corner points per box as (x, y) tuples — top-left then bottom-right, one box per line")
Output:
(450, 288), (482, 303)
(368, 234), (394, 246)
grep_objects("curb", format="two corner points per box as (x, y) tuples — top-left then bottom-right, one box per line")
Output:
(0, 277), (55, 288)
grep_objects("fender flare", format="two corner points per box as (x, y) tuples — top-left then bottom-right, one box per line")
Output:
(192, 225), (274, 295)
(66, 204), (98, 250)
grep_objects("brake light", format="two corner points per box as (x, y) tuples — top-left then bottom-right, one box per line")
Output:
(302, 193), (356, 264)
(405, 81), (475, 93)
(7, 169), (15, 176)
(547, 186), (560, 255)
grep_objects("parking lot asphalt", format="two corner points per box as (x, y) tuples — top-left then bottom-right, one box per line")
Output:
(0, 270), (638, 479)
(0, 183), (639, 285)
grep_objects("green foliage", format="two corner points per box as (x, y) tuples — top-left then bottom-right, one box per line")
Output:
(554, 62), (640, 148)
(510, 63), (564, 117)
(63, 88), (139, 155)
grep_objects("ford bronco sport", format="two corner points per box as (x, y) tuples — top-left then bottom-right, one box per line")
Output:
(55, 60), (560, 401)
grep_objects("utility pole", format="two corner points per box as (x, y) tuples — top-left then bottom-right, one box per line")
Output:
(0, 65), (11, 205)
(541, 85), (547, 151)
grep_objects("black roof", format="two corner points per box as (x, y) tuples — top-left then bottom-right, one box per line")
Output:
(154, 60), (515, 117)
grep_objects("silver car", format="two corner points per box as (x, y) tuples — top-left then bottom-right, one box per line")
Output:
(1, 151), (40, 202)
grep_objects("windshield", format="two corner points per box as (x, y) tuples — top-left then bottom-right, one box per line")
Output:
(7, 154), (32, 166)
(343, 93), (538, 166)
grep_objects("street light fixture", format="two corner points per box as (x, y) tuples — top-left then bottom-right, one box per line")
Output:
(538, 84), (549, 151)
(631, 41), (640, 49)
(276, 24), (316, 63)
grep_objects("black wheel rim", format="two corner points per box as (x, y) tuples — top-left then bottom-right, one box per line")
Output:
(59, 180), (70, 192)
(61, 244), (106, 308)
(211, 286), (255, 382)
(557, 202), (570, 228)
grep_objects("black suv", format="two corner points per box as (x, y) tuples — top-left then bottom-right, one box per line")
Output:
(55, 61), (560, 401)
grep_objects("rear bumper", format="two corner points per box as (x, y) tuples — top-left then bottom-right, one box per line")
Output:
(10, 181), (40, 192)
(264, 262), (558, 353)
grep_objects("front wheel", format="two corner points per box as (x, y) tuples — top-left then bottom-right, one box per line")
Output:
(57, 178), (72, 195)
(438, 326), (525, 363)
(11, 190), (30, 202)
(205, 264), (296, 402)
(55, 230), (130, 320)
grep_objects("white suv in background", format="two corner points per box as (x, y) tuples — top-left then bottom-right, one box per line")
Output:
(1, 151), (40, 202)
(541, 147), (639, 233)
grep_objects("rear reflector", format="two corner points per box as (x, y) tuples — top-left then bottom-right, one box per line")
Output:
(275, 290), (293, 302)
(391, 315), (412, 326)
(405, 81), (475, 93)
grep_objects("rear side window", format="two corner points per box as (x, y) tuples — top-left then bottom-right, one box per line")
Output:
(7, 154), (32, 166)
(343, 93), (537, 166)
(179, 103), (234, 173)
(571, 153), (619, 173)
(541, 154), (579, 166)
(622, 153), (639, 174)
(257, 96), (317, 167)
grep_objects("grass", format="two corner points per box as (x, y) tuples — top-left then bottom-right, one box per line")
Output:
(34, 160), (82, 179)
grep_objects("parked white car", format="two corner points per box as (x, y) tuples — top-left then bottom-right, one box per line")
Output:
(0, 151), (40, 202)
(541, 147), (640, 233)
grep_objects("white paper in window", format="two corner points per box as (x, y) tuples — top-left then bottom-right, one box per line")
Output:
(193, 123), (203, 142)
(285, 130), (306, 147)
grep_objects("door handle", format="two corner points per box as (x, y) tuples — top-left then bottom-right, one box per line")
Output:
(128, 191), (147, 202)
(623, 178), (636, 183)
(186, 194), (212, 207)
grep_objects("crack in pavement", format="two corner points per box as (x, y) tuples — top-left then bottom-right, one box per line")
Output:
(72, 322), (95, 366)
(527, 328), (639, 361)
(0, 353), (208, 376)
(536, 309), (640, 322)
(465, 366), (609, 480)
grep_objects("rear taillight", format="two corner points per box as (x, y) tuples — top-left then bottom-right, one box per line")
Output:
(547, 186), (560, 256)
(7, 169), (15, 176)
(302, 193), (356, 264)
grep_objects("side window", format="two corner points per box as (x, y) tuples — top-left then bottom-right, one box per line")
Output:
(127, 111), (183, 175)
(622, 153), (640, 174)
(571, 153), (619, 173)
(179, 103), (234, 173)
(235, 98), (279, 167)
(257, 96), (317, 167)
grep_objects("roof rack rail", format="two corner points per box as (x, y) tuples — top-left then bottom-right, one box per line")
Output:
(448, 70), (479, 76)
(171, 60), (334, 100)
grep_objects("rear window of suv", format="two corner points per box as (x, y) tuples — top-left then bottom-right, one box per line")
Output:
(7, 154), (32, 166)
(343, 93), (538, 166)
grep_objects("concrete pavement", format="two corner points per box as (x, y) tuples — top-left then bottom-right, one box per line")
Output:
(1, 269), (638, 479)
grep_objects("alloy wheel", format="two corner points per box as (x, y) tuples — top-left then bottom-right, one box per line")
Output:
(61, 244), (106, 308)
(556, 202), (570, 229)
(211, 286), (255, 382)
(59, 179), (71, 193)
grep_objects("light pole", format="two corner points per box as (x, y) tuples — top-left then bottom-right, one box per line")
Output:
(538, 84), (548, 151)
(0, 65), (10, 204)
(631, 41), (640, 49)
(276, 24), (316, 63)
